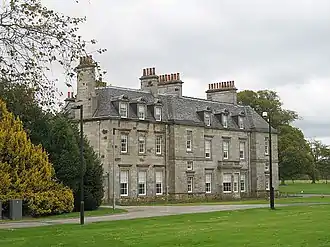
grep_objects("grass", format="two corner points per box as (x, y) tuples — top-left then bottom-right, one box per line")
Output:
(279, 180), (330, 195)
(0, 208), (126, 223)
(1, 204), (330, 246)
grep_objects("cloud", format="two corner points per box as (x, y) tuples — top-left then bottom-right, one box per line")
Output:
(43, 0), (330, 144)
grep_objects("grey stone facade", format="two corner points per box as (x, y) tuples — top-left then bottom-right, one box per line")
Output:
(64, 56), (279, 204)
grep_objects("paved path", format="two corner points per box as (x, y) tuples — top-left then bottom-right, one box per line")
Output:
(0, 202), (327, 230)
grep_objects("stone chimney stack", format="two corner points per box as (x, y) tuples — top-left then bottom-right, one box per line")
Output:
(205, 80), (237, 104)
(140, 67), (159, 96)
(158, 72), (183, 96)
(75, 55), (97, 118)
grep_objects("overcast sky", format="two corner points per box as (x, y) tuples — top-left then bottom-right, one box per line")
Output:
(44, 0), (330, 144)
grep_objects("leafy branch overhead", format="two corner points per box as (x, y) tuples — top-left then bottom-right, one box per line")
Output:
(0, 0), (107, 105)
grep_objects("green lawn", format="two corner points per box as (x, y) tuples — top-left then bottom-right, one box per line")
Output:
(279, 180), (330, 195)
(174, 196), (330, 205)
(1, 205), (330, 246)
(0, 208), (126, 223)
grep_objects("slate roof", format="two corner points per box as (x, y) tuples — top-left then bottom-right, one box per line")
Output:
(87, 85), (274, 133)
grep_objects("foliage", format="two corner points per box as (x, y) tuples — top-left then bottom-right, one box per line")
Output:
(277, 125), (314, 183)
(0, 83), (104, 211)
(0, 98), (74, 216)
(0, 0), (106, 106)
(237, 89), (299, 128)
(309, 140), (330, 183)
(41, 114), (104, 211)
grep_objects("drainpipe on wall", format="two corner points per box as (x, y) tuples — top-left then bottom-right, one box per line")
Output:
(248, 131), (252, 196)
(165, 124), (169, 202)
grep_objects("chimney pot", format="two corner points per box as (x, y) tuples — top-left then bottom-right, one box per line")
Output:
(152, 67), (155, 75)
(143, 69), (146, 76)
(71, 92), (74, 98)
(67, 92), (70, 98)
(173, 73), (177, 80)
(177, 73), (180, 80)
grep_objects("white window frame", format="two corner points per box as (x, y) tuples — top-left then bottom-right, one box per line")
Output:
(138, 171), (147, 196)
(120, 134), (128, 153)
(205, 139), (212, 159)
(120, 170), (129, 196)
(265, 175), (270, 190)
(238, 116), (244, 129)
(138, 105), (145, 120)
(223, 173), (232, 193)
(138, 135), (146, 154)
(155, 171), (163, 195)
(155, 106), (162, 121)
(205, 173), (212, 193)
(265, 137), (269, 155)
(187, 161), (193, 171)
(187, 176), (193, 193)
(204, 112), (211, 126)
(223, 140), (229, 160)
(233, 173), (239, 192)
(119, 102), (128, 118)
(240, 173), (246, 192)
(155, 136), (162, 154)
(222, 114), (228, 128)
(186, 130), (193, 152)
(239, 141), (245, 160)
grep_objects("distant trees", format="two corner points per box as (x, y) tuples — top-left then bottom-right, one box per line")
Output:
(309, 140), (330, 183)
(0, 99), (74, 216)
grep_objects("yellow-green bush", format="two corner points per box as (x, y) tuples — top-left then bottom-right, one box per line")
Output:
(0, 98), (74, 216)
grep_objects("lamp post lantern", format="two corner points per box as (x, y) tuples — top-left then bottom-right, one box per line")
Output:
(262, 111), (275, 210)
(72, 104), (85, 224)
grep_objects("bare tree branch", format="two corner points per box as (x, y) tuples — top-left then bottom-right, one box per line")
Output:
(0, 0), (106, 108)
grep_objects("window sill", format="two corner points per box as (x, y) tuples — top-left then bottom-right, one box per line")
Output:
(156, 193), (163, 196)
(120, 152), (129, 155)
(120, 194), (128, 197)
(205, 191), (211, 194)
(223, 191), (232, 194)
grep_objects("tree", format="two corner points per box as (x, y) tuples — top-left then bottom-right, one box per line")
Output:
(238, 90), (299, 128)
(46, 115), (104, 211)
(237, 90), (314, 184)
(0, 84), (104, 211)
(0, 98), (74, 217)
(309, 140), (330, 183)
(278, 125), (314, 184)
(0, 0), (106, 105)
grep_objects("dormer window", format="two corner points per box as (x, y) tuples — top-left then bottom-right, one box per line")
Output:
(222, 114), (228, 128)
(138, 105), (145, 120)
(119, 102), (128, 118)
(238, 116), (244, 129)
(204, 112), (211, 126)
(155, 106), (162, 121)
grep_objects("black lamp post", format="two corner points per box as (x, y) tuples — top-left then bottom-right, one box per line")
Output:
(262, 111), (275, 210)
(72, 104), (85, 224)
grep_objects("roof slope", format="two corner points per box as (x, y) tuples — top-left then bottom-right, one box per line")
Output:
(91, 86), (273, 133)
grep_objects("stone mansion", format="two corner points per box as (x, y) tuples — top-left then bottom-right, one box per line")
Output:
(64, 56), (279, 203)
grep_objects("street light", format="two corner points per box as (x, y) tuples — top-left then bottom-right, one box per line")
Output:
(262, 111), (275, 210)
(72, 104), (85, 224)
